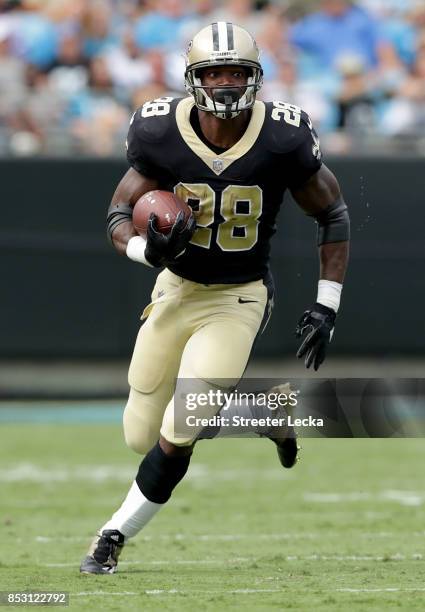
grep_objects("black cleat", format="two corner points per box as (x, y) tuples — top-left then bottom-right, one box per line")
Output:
(272, 428), (300, 469)
(80, 529), (125, 575)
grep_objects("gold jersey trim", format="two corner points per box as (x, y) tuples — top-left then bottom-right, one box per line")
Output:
(175, 97), (266, 175)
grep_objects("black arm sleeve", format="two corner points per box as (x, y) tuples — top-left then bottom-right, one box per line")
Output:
(106, 202), (133, 245)
(315, 196), (350, 245)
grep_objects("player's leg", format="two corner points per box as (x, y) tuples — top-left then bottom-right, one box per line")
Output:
(184, 281), (299, 468)
(80, 272), (191, 574)
(112, 293), (271, 559)
(80, 277), (288, 574)
(161, 316), (265, 446)
(81, 416), (196, 574)
(198, 382), (300, 468)
(121, 269), (195, 454)
(80, 437), (194, 575)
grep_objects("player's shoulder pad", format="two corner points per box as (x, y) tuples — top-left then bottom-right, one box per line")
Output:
(127, 97), (182, 145)
(263, 101), (317, 154)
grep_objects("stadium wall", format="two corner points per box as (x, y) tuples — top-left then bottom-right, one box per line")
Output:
(0, 157), (423, 358)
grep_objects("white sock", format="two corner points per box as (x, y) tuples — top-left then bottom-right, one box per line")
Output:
(101, 481), (163, 538)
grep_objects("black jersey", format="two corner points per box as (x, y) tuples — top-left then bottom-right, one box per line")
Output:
(126, 96), (322, 284)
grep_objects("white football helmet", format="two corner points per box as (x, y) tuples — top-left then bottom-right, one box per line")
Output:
(184, 22), (263, 120)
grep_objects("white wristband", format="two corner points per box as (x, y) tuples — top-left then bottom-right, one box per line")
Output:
(126, 236), (153, 268)
(317, 280), (342, 313)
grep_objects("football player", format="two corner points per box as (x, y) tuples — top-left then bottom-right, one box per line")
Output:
(80, 22), (350, 574)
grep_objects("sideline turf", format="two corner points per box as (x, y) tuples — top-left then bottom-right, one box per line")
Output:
(1, 424), (425, 611)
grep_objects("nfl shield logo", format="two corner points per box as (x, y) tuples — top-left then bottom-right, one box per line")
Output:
(213, 159), (224, 174)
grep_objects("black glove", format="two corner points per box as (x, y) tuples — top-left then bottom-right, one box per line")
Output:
(145, 211), (196, 267)
(295, 302), (336, 371)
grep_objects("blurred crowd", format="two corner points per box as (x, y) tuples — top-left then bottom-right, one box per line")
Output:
(1, 0), (425, 156)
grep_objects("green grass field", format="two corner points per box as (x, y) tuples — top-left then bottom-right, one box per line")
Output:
(1, 421), (425, 611)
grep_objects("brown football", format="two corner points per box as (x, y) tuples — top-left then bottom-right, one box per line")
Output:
(132, 190), (191, 237)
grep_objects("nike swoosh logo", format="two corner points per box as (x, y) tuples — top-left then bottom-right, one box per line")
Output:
(238, 298), (258, 304)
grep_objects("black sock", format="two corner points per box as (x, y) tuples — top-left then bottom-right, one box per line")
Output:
(135, 441), (192, 504)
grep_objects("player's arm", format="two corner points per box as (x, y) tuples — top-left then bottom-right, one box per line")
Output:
(107, 167), (158, 256)
(106, 168), (195, 267)
(290, 164), (350, 370)
(291, 164), (349, 284)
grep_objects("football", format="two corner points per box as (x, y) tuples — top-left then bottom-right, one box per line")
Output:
(132, 190), (191, 236)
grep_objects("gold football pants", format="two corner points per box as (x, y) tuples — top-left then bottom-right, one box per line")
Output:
(123, 268), (272, 453)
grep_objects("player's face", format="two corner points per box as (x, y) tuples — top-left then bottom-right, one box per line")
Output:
(199, 66), (249, 110)
(200, 66), (249, 89)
